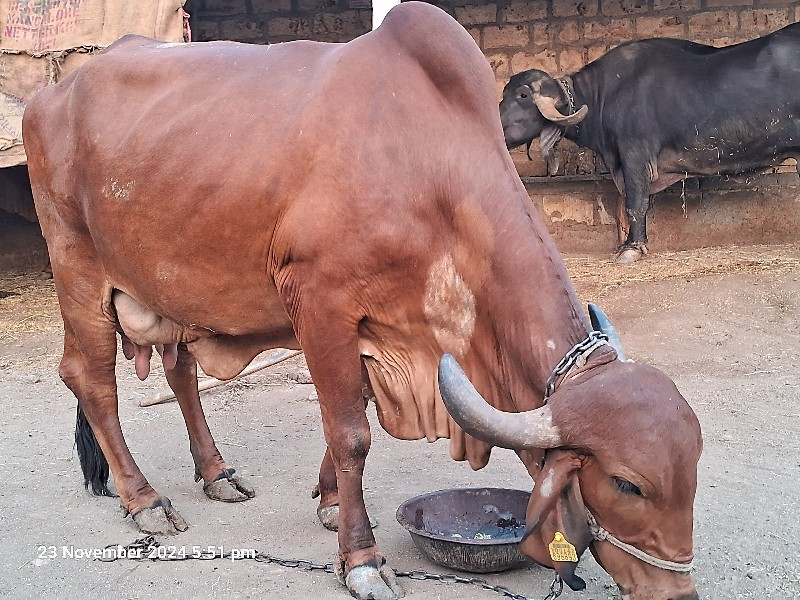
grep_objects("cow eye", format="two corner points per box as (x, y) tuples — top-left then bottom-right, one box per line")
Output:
(519, 92), (528, 99)
(612, 476), (643, 496)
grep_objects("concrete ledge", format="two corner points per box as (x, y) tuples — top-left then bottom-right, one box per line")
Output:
(524, 172), (800, 254)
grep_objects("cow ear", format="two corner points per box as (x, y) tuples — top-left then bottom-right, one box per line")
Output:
(539, 477), (592, 590)
(520, 450), (591, 591)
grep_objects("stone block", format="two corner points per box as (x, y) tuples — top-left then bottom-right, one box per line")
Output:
(636, 15), (686, 38)
(511, 49), (558, 73)
(584, 18), (634, 43)
(554, 21), (581, 43)
(588, 43), (610, 62)
(502, 2), (547, 23)
(600, 0), (647, 17)
(739, 8), (790, 34)
(203, 0), (247, 16)
(484, 24), (529, 48)
(553, 0), (599, 18)
(222, 18), (266, 41)
(487, 53), (510, 80)
(653, 0), (701, 11)
(455, 4), (498, 26)
(558, 48), (585, 74)
(688, 11), (738, 37)
(253, 0), (292, 12)
(706, 0), (751, 7)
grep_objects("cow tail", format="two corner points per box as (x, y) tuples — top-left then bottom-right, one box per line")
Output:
(75, 404), (114, 496)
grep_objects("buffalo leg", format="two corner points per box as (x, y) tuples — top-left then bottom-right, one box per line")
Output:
(617, 160), (651, 263)
(163, 344), (254, 502)
(52, 255), (186, 535)
(615, 193), (629, 246)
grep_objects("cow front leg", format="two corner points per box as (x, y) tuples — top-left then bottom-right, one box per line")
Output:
(616, 161), (651, 263)
(61, 321), (187, 535)
(298, 325), (401, 599)
(163, 344), (254, 502)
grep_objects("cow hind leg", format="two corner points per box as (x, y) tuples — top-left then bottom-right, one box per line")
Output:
(163, 344), (254, 502)
(313, 362), (377, 531)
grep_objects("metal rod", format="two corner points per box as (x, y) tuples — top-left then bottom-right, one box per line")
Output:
(138, 349), (304, 407)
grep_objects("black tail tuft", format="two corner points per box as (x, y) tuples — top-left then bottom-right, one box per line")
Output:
(75, 404), (114, 497)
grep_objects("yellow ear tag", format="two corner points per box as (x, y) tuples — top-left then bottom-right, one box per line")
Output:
(548, 531), (579, 562)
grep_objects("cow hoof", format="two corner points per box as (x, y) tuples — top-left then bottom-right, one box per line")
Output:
(345, 565), (404, 600)
(203, 469), (256, 502)
(130, 496), (189, 535)
(317, 504), (377, 532)
(615, 247), (644, 264)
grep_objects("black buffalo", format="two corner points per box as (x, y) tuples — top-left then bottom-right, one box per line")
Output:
(500, 25), (800, 262)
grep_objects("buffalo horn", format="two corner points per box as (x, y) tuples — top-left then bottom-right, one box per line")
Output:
(588, 303), (627, 362)
(533, 93), (588, 126)
(438, 354), (563, 450)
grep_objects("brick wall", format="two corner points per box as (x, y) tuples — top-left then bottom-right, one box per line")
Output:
(185, 0), (800, 253)
(188, 0), (800, 175)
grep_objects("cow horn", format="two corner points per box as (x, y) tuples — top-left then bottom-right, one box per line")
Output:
(588, 303), (627, 362)
(533, 93), (588, 126)
(438, 354), (563, 449)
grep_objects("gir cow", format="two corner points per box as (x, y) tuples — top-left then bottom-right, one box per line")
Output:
(24, 3), (702, 599)
(500, 25), (800, 262)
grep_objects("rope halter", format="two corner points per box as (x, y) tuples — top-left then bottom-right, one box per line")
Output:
(587, 511), (694, 573)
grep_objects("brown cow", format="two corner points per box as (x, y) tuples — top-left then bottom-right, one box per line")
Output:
(23, 3), (702, 599)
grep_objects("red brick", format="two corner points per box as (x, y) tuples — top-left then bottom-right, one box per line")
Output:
(688, 11), (738, 37)
(553, 0), (599, 18)
(739, 8), (790, 34)
(222, 18), (267, 41)
(484, 24), (529, 48)
(584, 18), (634, 43)
(636, 15), (686, 38)
(554, 21), (582, 43)
(267, 16), (312, 38)
(588, 44), (610, 62)
(653, 0), (700, 11)
(313, 11), (368, 39)
(487, 53), (510, 80)
(253, 0), (292, 12)
(204, 0), (247, 16)
(455, 4), (498, 26)
(502, 2), (547, 23)
(706, 0), (751, 6)
(298, 0), (338, 10)
(193, 20), (220, 41)
(710, 36), (749, 47)
(465, 27), (481, 47)
(533, 21), (550, 45)
(601, 0), (648, 17)
(511, 50), (558, 74)
(512, 147), (549, 177)
(558, 48), (585, 74)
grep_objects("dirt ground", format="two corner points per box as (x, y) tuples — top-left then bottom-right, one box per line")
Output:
(0, 244), (798, 600)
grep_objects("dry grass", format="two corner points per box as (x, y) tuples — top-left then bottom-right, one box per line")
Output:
(0, 273), (61, 341)
(1, 244), (798, 341)
(565, 243), (800, 300)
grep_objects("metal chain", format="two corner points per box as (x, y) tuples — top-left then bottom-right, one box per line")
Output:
(98, 536), (563, 600)
(544, 330), (609, 400)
